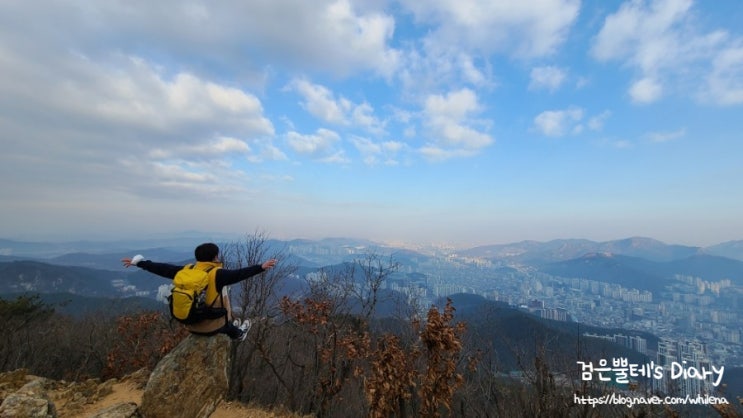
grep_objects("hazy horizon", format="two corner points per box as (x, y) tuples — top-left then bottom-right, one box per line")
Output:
(2, 1), (742, 249)
(1, 231), (740, 251)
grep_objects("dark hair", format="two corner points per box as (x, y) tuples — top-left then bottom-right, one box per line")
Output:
(194, 243), (219, 262)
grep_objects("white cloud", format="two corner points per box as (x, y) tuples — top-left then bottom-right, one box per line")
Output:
(703, 44), (743, 105)
(286, 128), (347, 163)
(311, 0), (401, 77)
(590, 0), (693, 103)
(529, 66), (567, 92)
(288, 79), (348, 124)
(419, 146), (478, 161)
(286, 128), (340, 154)
(458, 54), (489, 86)
(250, 142), (289, 163)
(116, 158), (253, 199)
(420, 89), (494, 160)
(533, 107), (584, 137)
(613, 140), (634, 149)
(351, 136), (405, 166)
(591, 0), (742, 105)
(645, 128), (686, 142)
(351, 102), (386, 133)
(575, 76), (591, 89)
(629, 77), (663, 104)
(588, 111), (612, 131)
(382, 141), (404, 153)
(149, 136), (251, 160)
(0, 40), (277, 202)
(425, 89), (480, 121)
(288, 78), (384, 131)
(1, 49), (274, 144)
(0, 0), (401, 79)
(393, 0), (578, 96)
(352, 136), (381, 155)
(398, 0), (580, 58)
(591, 0), (693, 68)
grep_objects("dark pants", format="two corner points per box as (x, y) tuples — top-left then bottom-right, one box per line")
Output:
(220, 322), (242, 339)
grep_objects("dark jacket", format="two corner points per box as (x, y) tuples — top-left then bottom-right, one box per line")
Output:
(137, 260), (265, 334)
(137, 260), (265, 291)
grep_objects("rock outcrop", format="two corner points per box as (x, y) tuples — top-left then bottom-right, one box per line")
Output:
(139, 333), (232, 418)
(0, 334), (232, 417)
(88, 402), (140, 418)
(0, 367), (149, 418)
(0, 377), (56, 418)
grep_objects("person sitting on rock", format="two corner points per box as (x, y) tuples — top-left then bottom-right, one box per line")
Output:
(122, 242), (276, 341)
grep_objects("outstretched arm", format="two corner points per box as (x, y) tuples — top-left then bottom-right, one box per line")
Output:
(122, 255), (182, 279)
(215, 259), (277, 288)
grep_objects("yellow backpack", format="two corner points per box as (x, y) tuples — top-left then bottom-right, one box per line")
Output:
(169, 264), (226, 324)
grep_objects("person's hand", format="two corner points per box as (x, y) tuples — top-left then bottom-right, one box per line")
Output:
(261, 259), (277, 270)
(122, 254), (144, 268)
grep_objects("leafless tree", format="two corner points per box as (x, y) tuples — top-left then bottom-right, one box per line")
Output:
(219, 230), (297, 401)
(351, 252), (400, 321)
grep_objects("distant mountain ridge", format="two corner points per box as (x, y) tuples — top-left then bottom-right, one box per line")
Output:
(539, 252), (743, 292)
(540, 253), (667, 293)
(2, 236), (743, 302)
(705, 240), (743, 261)
(0, 260), (164, 297)
(460, 237), (706, 263)
(48, 249), (193, 271)
(2, 235), (743, 262)
(5, 236), (742, 308)
(0, 231), (241, 258)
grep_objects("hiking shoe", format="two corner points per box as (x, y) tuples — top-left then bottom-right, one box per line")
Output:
(236, 318), (251, 342)
(239, 318), (251, 332)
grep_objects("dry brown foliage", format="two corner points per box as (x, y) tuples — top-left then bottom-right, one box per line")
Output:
(103, 311), (187, 378)
(361, 333), (415, 418)
(416, 299), (468, 417)
(279, 296), (473, 418)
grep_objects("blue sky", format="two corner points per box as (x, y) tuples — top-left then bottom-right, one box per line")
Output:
(1, 0), (742, 247)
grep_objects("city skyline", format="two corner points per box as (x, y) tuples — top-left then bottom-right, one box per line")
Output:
(1, 1), (742, 247)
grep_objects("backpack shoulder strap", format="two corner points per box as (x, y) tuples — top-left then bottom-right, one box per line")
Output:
(203, 265), (221, 307)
